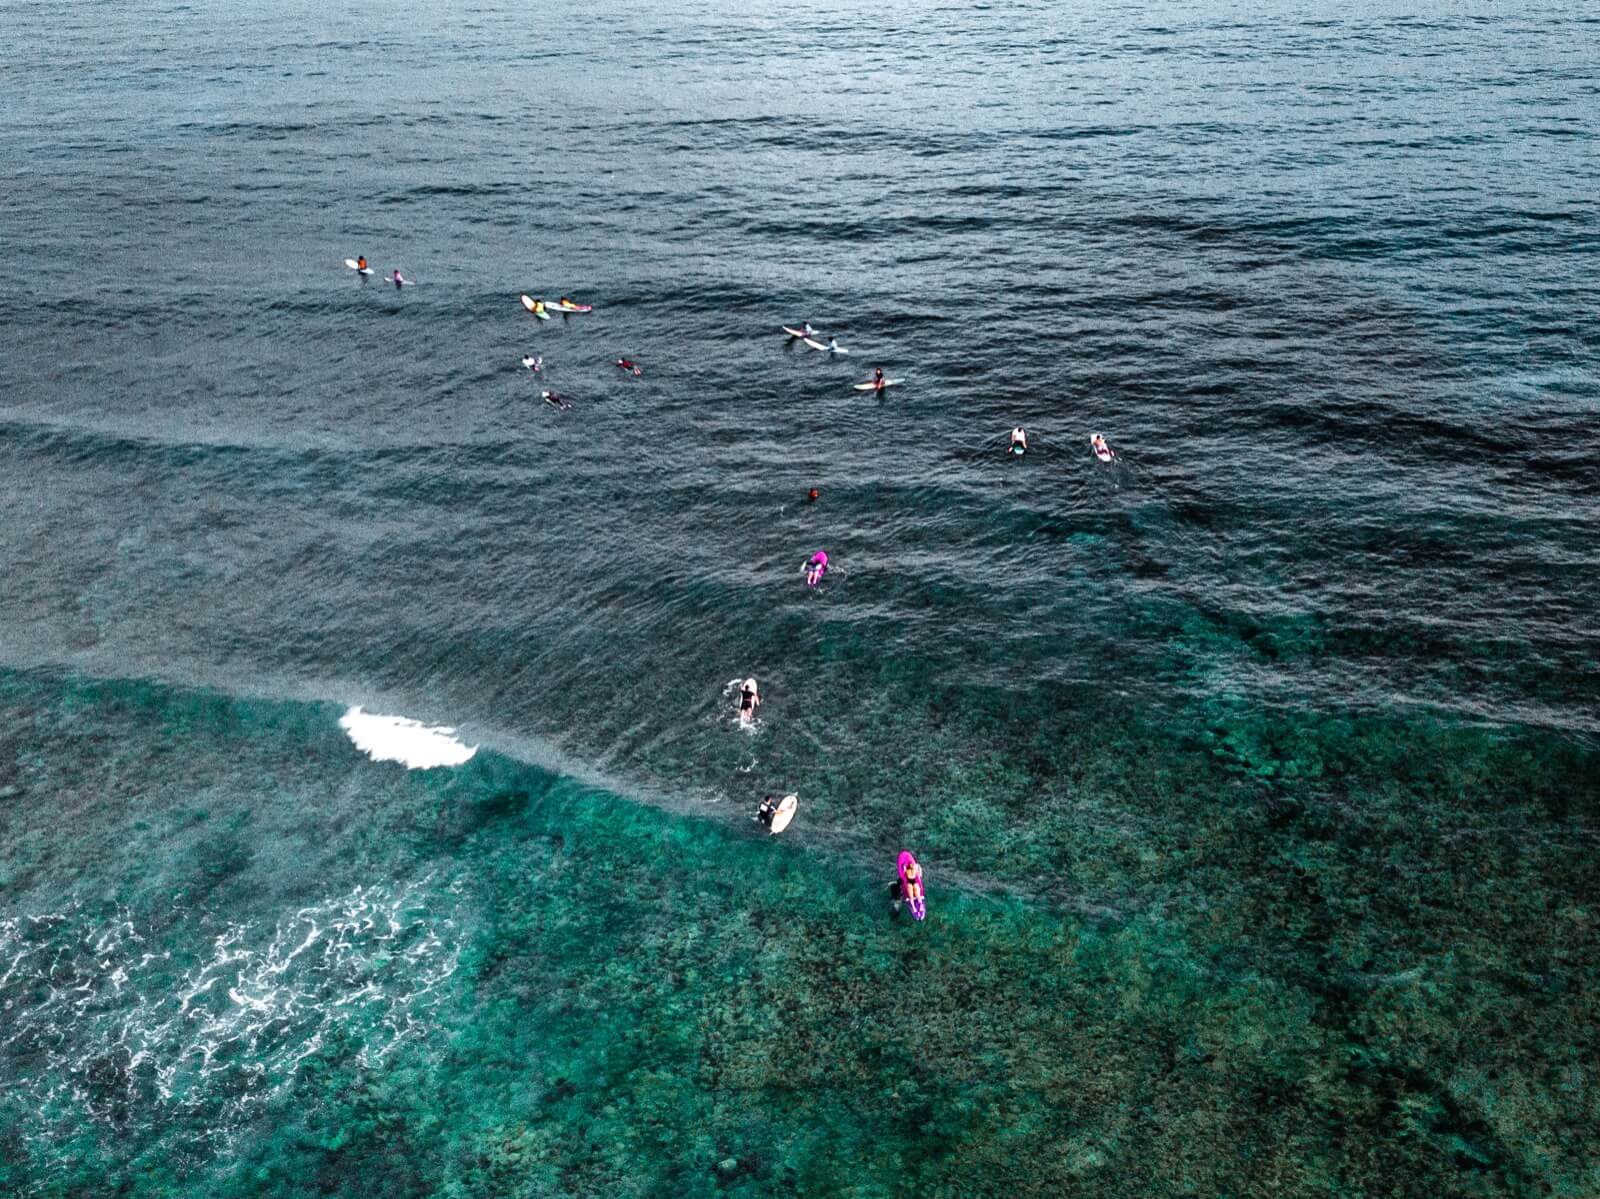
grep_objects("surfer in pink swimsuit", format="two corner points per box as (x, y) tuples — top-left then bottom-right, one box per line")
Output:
(897, 852), (926, 920)
(806, 551), (828, 586)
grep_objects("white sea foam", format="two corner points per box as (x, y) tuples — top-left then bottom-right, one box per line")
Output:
(339, 706), (477, 769)
(0, 879), (462, 1141)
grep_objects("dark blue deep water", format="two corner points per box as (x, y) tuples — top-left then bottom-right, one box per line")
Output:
(2, 2), (1598, 1195)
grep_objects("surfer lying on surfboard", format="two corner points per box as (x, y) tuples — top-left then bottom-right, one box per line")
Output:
(616, 358), (642, 376)
(739, 678), (761, 722)
(541, 390), (571, 411)
(1091, 433), (1115, 462)
(806, 551), (828, 587)
(521, 355), (542, 372)
(1011, 427), (1027, 455)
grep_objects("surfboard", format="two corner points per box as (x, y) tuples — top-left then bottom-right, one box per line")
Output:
(521, 295), (550, 319)
(552, 302), (592, 313)
(344, 259), (373, 275)
(769, 794), (798, 835)
(782, 326), (811, 339)
(853, 379), (903, 391)
(1091, 435), (1115, 462)
(385, 274), (411, 286)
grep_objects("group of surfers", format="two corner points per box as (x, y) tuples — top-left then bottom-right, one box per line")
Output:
(344, 267), (1100, 919)
(742, 676), (927, 920)
(1010, 426), (1116, 461)
(351, 256), (408, 289)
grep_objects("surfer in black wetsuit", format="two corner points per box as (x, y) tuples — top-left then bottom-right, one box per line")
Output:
(739, 678), (760, 721)
(755, 795), (778, 826)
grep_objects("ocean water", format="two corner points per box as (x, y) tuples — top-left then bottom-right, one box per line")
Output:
(2, 1), (1598, 1195)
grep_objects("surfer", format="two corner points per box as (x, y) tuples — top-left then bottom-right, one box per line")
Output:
(755, 795), (779, 827)
(739, 678), (761, 722)
(356, 255), (367, 273)
(1091, 432), (1115, 461)
(521, 355), (542, 372)
(897, 852), (926, 920)
(806, 551), (828, 587)
(902, 860), (923, 904)
(870, 367), (885, 394)
(1011, 427), (1027, 455)
(807, 488), (819, 503)
(617, 358), (642, 376)
(530, 297), (547, 317)
(389, 269), (406, 288)
(541, 390), (571, 411)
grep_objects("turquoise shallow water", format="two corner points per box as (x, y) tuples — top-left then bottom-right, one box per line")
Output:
(1, 673), (1596, 1196)
(3, 0), (1599, 1193)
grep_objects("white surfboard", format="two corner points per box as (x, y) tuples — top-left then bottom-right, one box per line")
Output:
(803, 338), (828, 351)
(782, 326), (812, 339)
(769, 794), (798, 835)
(344, 259), (373, 275)
(521, 294), (551, 320)
(552, 302), (592, 313)
(853, 379), (903, 391)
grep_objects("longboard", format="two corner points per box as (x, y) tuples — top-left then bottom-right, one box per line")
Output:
(769, 794), (798, 834)
(344, 259), (373, 275)
(853, 379), (903, 391)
